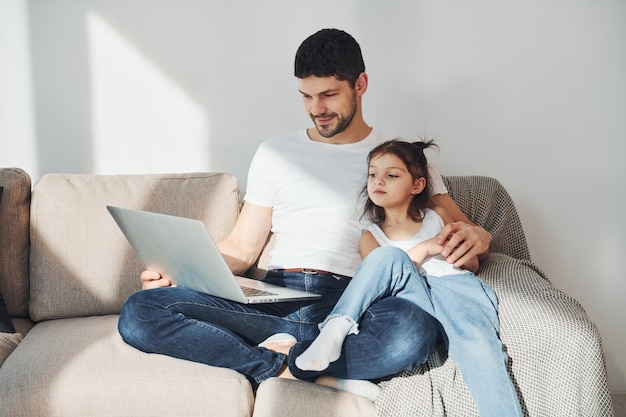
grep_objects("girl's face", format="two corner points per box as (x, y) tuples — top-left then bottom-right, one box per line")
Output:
(367, 153), (426, 210)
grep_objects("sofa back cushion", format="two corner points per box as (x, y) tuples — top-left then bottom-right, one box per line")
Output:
(0, 168), (31, 318)
(29, 172), (240, 321)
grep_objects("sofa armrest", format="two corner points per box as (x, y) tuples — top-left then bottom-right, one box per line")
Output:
(0, 332), (22, 367)
(0, 168), (31, 319)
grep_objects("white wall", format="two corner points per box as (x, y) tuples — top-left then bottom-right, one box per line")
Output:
(2, 0), (625, 392)
(0, 0), (37, 178)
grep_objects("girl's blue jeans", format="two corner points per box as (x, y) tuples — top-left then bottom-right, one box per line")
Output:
(322, 246), (523, 416)
(118, 266), (438, 386)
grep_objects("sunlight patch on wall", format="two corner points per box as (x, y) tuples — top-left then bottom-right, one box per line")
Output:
(87, 11), (209, 174)
(0, 0), (37, 178)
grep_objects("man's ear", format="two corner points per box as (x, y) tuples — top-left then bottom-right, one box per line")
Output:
(412, 177), (427, 194)
(355, 72), (368, 96)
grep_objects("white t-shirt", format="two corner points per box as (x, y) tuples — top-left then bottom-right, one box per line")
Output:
(366, 208), (472, 277)
(244, 129), (447, 277)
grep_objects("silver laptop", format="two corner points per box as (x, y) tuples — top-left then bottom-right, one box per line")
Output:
(107, 206), (321, 304)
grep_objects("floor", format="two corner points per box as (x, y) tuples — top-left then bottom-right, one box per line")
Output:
(614, 394), (626, 417)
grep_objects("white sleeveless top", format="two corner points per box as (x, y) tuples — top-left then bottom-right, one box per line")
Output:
(365, 208), (472, 277)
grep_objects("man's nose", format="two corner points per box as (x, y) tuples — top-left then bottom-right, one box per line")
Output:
(311, 97), (325, 116)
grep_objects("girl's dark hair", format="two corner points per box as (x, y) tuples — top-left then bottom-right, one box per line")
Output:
(362, 139), (438, 226)
(294, 28), (365, 87)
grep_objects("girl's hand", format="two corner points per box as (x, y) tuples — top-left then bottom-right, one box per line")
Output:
(407, 238), (444, 265)
(422, 237), (445, 256)
(140, 270), (172, 290)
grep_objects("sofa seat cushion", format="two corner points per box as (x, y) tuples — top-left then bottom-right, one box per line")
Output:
(0, 315), (254, 417)
(253, 378), (376, 417)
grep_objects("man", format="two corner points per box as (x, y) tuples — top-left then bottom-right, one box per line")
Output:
(118, 28), (491, 397)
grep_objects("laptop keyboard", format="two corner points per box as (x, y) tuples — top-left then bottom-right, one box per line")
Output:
(240, 286), (278, 297)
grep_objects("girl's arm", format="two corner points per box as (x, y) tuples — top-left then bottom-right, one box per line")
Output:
(359, 231), (381, 259)
(362, 229), (442, 269)
(432, 206), (480, 273)
(406, 238), (440, 266)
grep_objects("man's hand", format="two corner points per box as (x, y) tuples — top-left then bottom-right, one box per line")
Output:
(136, 202), (272, 290)
(436, 222), (492, 268)
(140, 270), (172, 290)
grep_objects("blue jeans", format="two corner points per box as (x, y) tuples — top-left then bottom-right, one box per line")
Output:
(326, 246), (523, 417)
(118, 269), (437, 385)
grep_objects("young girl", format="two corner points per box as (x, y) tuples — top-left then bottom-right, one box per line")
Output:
(295, 140), (523, 416)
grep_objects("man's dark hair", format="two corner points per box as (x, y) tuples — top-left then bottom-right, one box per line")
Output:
(294, 28), (365, 87)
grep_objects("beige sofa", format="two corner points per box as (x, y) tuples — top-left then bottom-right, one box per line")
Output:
(0, 167), (614, 416)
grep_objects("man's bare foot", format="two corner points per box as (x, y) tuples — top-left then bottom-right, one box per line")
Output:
(265, 341), (297, 379)
(261, 339), (296, 356)
(315, 375), (340, 389)
(315, 375), (381, 401)
(258, 333), (296, 351)
(276, 362), (297, 379)
(259, 334), (297, 380)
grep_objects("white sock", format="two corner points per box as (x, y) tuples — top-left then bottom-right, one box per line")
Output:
(295, 316), (354, 371)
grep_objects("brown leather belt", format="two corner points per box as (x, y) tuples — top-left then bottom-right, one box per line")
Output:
(271, 268), (351, 279)
(276, 268), (335, 275)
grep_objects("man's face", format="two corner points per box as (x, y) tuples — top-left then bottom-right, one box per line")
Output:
(298, 76), (358, 138)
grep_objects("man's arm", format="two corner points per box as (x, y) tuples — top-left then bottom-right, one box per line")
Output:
(140, 201), (272, 290)
(216, 201), (273, 276)
(430, 193), (492, 267)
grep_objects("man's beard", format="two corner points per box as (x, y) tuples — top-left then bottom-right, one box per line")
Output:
(312, 94), (358, 138)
